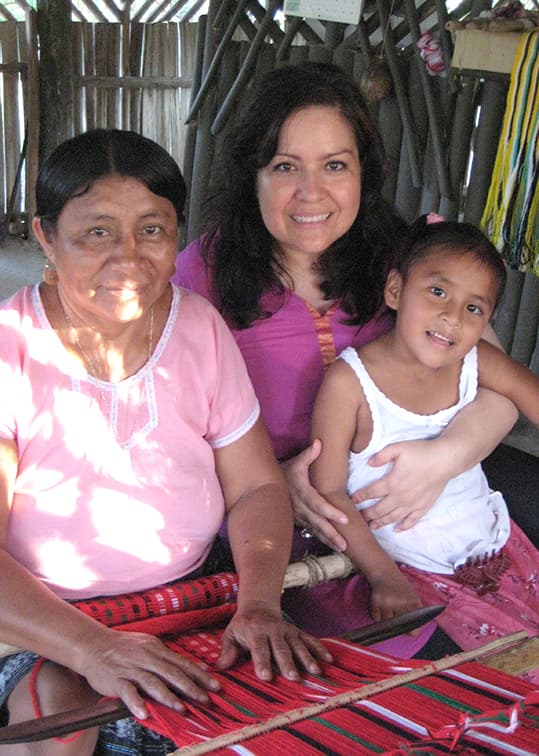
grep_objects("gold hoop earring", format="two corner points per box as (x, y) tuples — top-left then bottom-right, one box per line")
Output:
(43, 260), (58, 285)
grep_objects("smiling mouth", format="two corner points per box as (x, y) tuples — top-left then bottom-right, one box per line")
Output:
(427, 330), (455, 346)
(107, 283), (146, 292)
(291, 213), (331, 224)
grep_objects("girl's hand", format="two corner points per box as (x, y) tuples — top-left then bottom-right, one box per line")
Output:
(368, 571), (423, 623)
(77, 627), (221, 720)
(282, 440), (349, 551)
(216, 603), (332, 680)
(352, 439), (448, 531)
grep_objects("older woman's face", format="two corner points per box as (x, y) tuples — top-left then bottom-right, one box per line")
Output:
(36, 175), (178, 326)
(256, 105), (361, 264)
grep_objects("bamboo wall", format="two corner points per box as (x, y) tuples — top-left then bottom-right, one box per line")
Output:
(0, 17), (197, 231)
(0, 20), (27, 237)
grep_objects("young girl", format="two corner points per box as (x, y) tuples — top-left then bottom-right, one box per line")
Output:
(311, 216), (539, 666)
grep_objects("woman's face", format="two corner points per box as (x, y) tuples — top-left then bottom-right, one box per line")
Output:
(256, 105), (361, 264)
(34, 174), (178, 328)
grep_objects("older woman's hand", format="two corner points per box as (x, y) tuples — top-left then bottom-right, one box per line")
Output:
(281, 440), (349, 551)
(216, 603), (332, 680)
(78, 626), (221, 720)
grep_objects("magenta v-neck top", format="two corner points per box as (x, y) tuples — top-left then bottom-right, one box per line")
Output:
(174, 238), (392, 461)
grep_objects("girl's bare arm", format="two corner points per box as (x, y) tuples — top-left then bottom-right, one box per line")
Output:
(477, 339), (539, 426)
(310, 361), (421, 620)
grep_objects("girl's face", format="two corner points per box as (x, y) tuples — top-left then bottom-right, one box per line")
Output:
(33, 174), (178, 331)
(385, 248), (498, 368)
(256, 105), (361, 265)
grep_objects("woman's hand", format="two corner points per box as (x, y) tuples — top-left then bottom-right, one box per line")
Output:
(368, 570), (423, 623)
(351, 439), (449, 531)
(216, 602), (332, 680)
(78, 626), (221, 720)
(281, 440), (349, 551)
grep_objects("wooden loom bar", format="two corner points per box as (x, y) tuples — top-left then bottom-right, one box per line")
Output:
(171, 631), (529, 755)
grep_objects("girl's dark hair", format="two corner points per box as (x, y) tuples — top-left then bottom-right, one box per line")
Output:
(201, 61), (408, 328)
(36, 129), (186, 229)
(396, 215), (507, 305)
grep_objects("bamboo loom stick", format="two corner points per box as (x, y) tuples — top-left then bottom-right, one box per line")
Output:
(170, 631), (529, 756)
(0, 553), (355, 660)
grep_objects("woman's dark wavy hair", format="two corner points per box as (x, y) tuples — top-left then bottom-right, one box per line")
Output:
(36, 129), (186, 230)
(202, 61), (408, 328)
(396, 215), (507, 306)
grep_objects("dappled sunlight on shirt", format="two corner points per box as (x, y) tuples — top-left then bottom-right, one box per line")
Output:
(92, 493), (171, 564)
(37, 539), (98, 591)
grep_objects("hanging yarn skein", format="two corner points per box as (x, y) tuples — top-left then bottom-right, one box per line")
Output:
(481, 30), (539, 275)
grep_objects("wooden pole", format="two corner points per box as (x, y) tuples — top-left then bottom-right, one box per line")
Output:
(374, 0), (422, 188)
(210, 0), (281, 135)
(185, 0), (220, 242)
(185, 0), (250, 124)
(440, 74), (477, 220)
(25, 9), (40, 231)
(463, 78), (508, 225)
(402, 0), (452, 198)
(36, 0), (74, 160)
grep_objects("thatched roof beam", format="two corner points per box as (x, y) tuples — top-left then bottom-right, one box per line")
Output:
(146, 0), (177, 23)
(175, 0), (207, 23)
(0, 5), (18, 21)
(133, 0), (155, 22)
(11, 0), (34, 14)
(76, 75), (192, 87)
(75, 0), (108, 22)
(95, 0), (122, 21)
(246, 0), (284, 43)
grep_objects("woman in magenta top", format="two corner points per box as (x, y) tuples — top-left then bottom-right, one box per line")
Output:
(174, 62), (517, 651)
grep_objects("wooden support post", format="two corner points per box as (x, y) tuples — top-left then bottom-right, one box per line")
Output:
(36, 0), (74, 161)
(463, 78), (508, 225)
(375, 0), (422, 188)
(402, 0), (452, 199)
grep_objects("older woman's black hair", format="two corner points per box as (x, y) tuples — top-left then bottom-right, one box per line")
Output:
(397, 216), (507, 306)
(36, 129), (186, 229)
(202, 61), (408, 328)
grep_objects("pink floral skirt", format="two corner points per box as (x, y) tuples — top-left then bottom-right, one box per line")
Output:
(401, 521), (539, 684)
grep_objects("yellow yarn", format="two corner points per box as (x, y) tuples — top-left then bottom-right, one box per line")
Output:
(481, 30), (539, 275)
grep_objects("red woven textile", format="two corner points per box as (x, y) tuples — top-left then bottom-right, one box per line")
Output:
(72, 571), (239, 627)
(66, 574), (538, 754)
(132, 632), (539, 755)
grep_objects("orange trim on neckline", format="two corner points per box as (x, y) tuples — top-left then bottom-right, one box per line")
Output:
(306, 302), (338, 368)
